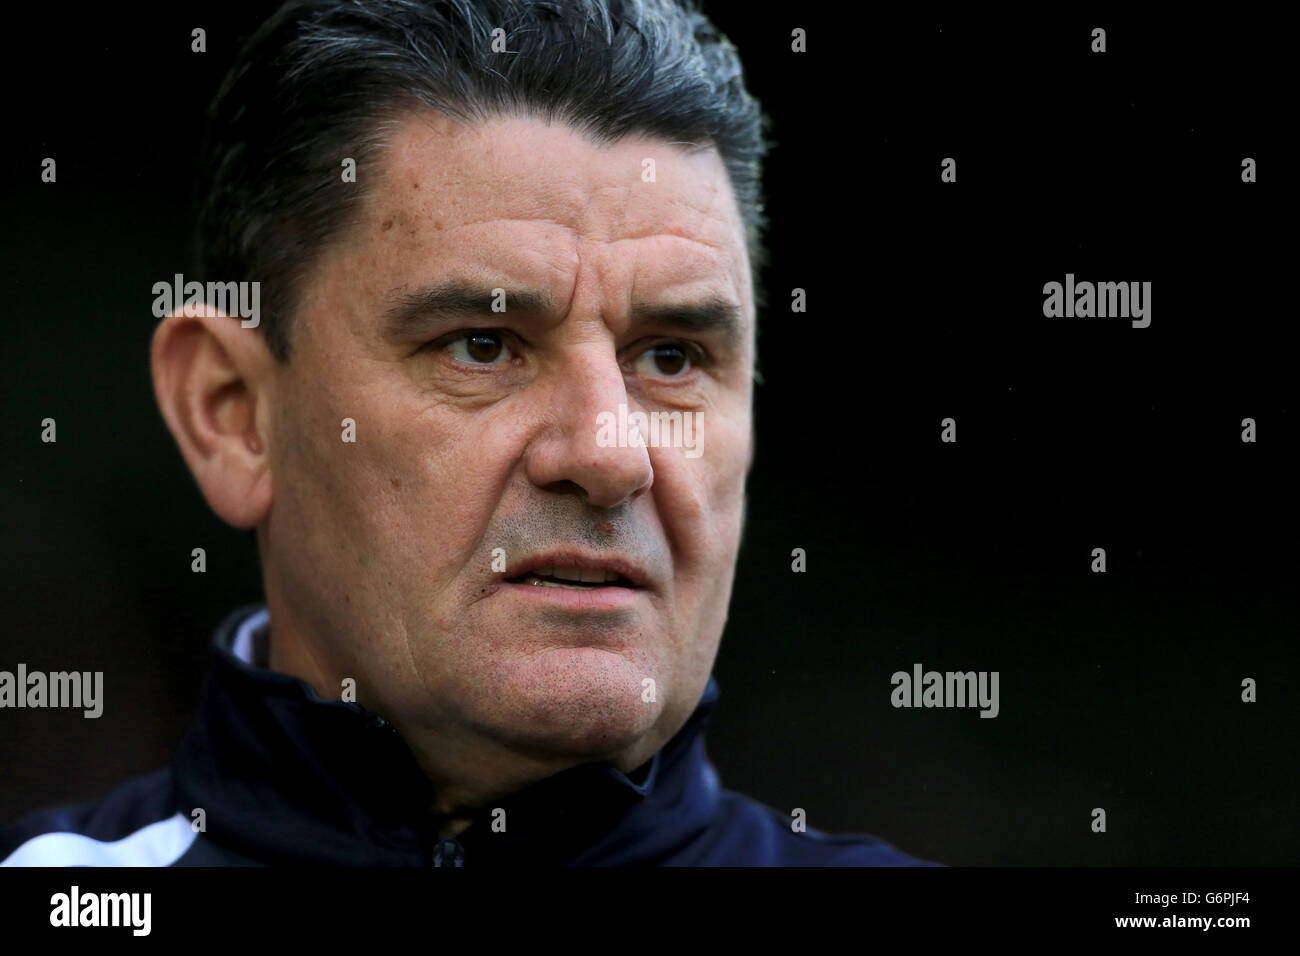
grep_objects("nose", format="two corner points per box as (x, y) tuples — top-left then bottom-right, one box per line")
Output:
(523, 344), (654, 509)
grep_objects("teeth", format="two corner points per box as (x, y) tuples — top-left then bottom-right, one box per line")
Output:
(517, 566), (626, 587)
(550, 567), (619, 584)
(524, 576), (598, 590)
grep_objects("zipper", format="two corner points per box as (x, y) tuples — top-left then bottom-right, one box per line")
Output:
(430, 837), (465, 867)
(365, 714), (460, 866)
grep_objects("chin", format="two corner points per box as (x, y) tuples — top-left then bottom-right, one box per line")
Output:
(482, 646), (665, 758)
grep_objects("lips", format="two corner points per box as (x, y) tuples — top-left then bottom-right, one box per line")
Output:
(502, 554), (648, 590)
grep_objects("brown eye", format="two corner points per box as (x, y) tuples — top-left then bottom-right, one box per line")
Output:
(636, 343), (691, 377)
(448, 331), (511, 365)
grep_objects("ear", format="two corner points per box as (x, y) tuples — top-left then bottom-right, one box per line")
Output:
(150, 306), (274, 529)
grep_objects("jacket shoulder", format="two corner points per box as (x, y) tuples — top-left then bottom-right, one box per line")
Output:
(683, 789), (942, 866)
(0, 768), (196, 867)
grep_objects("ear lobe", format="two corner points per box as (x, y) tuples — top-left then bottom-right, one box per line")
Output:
(150, 308), (273, 529)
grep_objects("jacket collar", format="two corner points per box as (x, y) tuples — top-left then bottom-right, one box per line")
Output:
(175, 603), (723, 865)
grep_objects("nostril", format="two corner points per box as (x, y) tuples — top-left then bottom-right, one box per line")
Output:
(541, 479), (585, 497)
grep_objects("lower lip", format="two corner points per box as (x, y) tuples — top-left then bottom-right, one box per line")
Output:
(498, 581), (647, 611)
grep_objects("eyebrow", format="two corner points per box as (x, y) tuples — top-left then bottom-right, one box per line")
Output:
(628, 298), (743, 345)
(381, 280), (744, 346)
(381, 282), (553, 339)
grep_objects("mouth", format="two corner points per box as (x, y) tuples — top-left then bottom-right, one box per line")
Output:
(502, 555), (649, 592)
(506, 567), (637, 590)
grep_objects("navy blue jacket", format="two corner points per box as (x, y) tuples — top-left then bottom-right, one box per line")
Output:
(1, 604), (937, 866)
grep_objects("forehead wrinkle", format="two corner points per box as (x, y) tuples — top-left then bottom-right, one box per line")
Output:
(403, 159), (735, 247)
(418, 219), (731, 302)
(355, 114), (750, 332)
(367, 116), (743, 253)
(438, 216), (727, 259)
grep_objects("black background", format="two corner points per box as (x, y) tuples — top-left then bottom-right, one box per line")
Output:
(1, 4), (1294, 865)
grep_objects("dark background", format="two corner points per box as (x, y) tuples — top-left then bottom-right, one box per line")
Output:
(1, 4), (1294, 865)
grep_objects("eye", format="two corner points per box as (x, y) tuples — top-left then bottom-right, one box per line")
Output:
(445, 330), (513, 366)
(634, 342), (696, 378)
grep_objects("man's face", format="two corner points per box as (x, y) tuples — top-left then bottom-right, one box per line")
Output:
(263, 111), (754, 769)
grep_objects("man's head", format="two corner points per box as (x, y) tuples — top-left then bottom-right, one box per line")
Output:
(152, 0), (766, 805)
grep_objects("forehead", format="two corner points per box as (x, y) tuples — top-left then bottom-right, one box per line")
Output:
(353, 109), (751, 309)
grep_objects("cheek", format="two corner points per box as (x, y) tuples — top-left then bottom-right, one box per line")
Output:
(361, 408), (532, 614)
(283, 387), (387, 510)
(271, 363), (430, 567)
(655, 412), (750, 572)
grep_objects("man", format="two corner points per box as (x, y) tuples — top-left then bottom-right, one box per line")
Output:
(2, 0), (934, 866)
